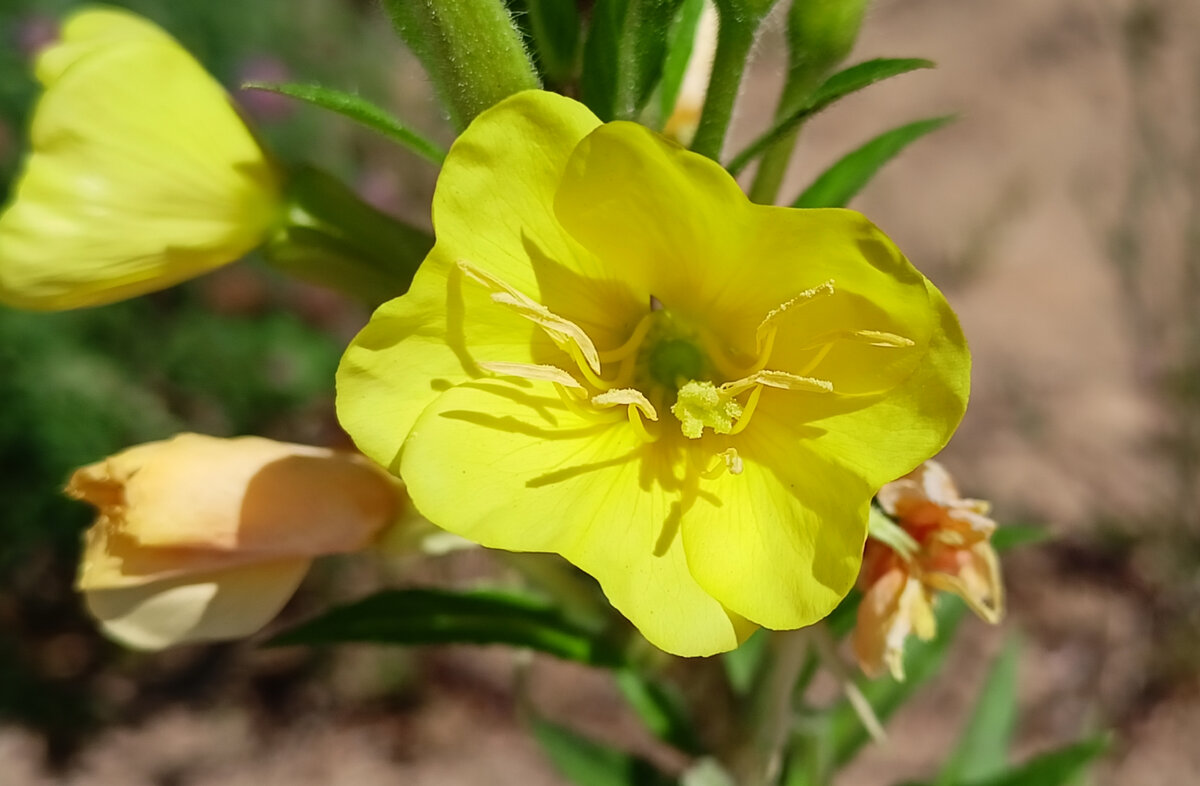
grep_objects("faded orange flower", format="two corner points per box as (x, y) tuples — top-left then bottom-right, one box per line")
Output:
(853, 460), (1003, 679)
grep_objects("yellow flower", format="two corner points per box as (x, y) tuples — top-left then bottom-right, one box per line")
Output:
(0, 8), (280, 311)
(68, 434), (400, 649)
(853, 460), (1004, 680)
(337, 91), (970, 656)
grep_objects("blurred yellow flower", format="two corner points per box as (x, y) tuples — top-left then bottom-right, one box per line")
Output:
(0, 8), (280, 311)
(854, 460), (1004, 680)
(68, 434), (400, 649)
(338, 91), (971, 656)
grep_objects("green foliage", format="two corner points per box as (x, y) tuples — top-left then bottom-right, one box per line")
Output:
(531, 715), (677, 786)
(615, 669), (702, 753)
(656, 0), (706, 125)
(727, 57), (936, 175)
(792, 116), (955, 208)
(582, 0), (687, 121)
(509, 0), (583, 87)
(937, 638), (1021, 785)
(242, 83), (446, 164)
(829, 597), (967, 770)
(270, 588), (627, 667)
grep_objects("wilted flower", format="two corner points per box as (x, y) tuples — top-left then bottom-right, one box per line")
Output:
(0, 8), (280, 310)
(854, 460), (1004, 680)
(69, 434), (400, 649)
(337, 91), (970, 656)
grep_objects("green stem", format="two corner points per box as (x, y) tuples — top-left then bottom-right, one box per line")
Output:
(746, 73), (817, 204)
(263, 165), (433, 306)
(689, 5), (760, 162)
(382, 0), (540, 130)
(728, 628), (812, 786)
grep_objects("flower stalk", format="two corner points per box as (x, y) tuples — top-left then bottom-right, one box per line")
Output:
(689, 2), (764, 161)
(382, 0), (540, 130)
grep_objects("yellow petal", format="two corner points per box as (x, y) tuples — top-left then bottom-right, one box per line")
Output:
(680, 411), (870, 629)
(553, 121), (753, 324)
(84, 559), (310, 650)
(338, 91), (630, 472)
(0, 8), (278, 310)
(398, 381), (752, 656)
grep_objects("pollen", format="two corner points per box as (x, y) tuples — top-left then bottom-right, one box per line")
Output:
(671, 380), (744, 439)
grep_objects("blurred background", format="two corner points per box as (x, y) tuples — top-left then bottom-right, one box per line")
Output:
(0, 0), (1196, 783)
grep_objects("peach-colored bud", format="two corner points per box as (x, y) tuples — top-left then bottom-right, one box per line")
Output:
(67, 433), (400, 649)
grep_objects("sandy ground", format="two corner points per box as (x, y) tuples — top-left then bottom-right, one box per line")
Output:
(6, 0), (1200, 783)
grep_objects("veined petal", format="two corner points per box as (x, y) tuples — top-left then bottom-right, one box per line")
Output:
(398, 382), (752, 656)
(84, 558), (310, 650)
(339, 91), (639, 471)
(553, 121), (753, 323)
(764, 280), (970, 491)
(0, 8), (279, 310)
(680, 413), (870, 629)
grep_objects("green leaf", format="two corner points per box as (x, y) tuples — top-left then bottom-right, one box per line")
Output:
(269, 588), (624, 667)
(722, 628), (768, 696)
(829, 596), (967, 768)
(792, 116), (954, 208)
(991, 524), (1053, 552)
(515, 0), (583, 85)
(964, 736), (1109, 786)
(242, 82), (446, 164)
(531, 716), (677, 786)
(581, 0), (686, 121)
(657, 0), (706, 123)
(937, 638), (1021, 785)
(726, 57), (935, 175)
(615, 669), (702, 754)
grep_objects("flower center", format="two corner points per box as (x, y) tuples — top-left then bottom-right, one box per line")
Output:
(635, 309), (711, 395)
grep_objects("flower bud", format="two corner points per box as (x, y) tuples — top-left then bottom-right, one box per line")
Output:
(68, 434), (401, 649)
(0, 9), (281, 311)
(786, 0), (870, 88)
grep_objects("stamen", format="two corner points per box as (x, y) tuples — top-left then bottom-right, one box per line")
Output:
(627, 404), (658, 443)
(479, 361), (583, 388)
(457, 260), (603, 375)
(597, 311), (656, 363)
(701, 448), (744, 479)
(554, 384), (625, 423)
(591, 388), (659, 421)
(755, 280), (836, 356)
(721, 370), (834, 397)
(727, 384), (763, 436)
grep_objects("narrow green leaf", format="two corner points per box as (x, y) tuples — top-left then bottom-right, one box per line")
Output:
(582, 0), (686, 121)
(829, 597), (967, 768)
(531, 716), (677, 786)
(615, 670), (703, 753)
(792, 116), (954, 208)
(242, 82), (446, 164)
(726, 57), (935, 175)
(991, 524), (1053, 552)
(937, 638), (1022, 785)
(966, 736), (1110, 786)
(518, 0), (583, 85)
(269, 588), (624, 667)
(657, 0), (706, 123)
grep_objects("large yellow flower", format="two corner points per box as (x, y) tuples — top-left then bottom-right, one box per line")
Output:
(0, 8), (280, 310)
(337, 91), (970, 656)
